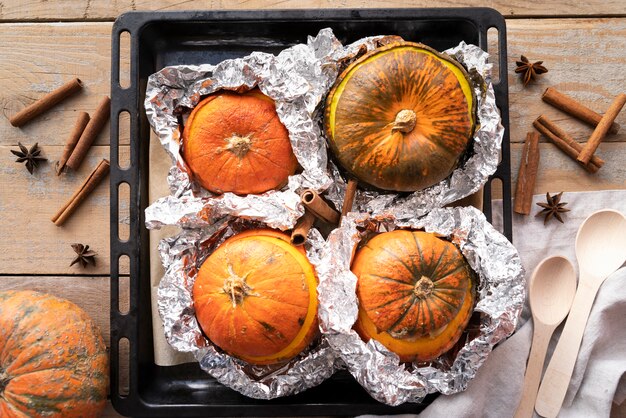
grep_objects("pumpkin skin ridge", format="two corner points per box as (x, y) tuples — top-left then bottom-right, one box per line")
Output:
(3, 313), (102, 375)
(246, 146), (294, 171)
(193, 231), (318, 365)
(5, 344), (105, 379)
(5, 368), (108, 412)
(325, 42), (476, 192)
(367, 243), (418, 279)
(365, 273), (414, 287)
(238, 305), (288, 350)
(242, 150), (291, 192)
(0, 401), (26, 418)
(352, 231), (475, 361)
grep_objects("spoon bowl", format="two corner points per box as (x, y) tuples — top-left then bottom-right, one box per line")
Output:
(529, 256), (577, 326)
(575, 209), (626, 280)
(514, 256), (576, 418)
(536, 209), (626, 417)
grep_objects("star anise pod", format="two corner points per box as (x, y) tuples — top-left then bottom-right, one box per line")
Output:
(70, 243), (97, 268)
(11, 142), (46, 174)
(515, 55), (548, 86)
(536, 192), (570, 224)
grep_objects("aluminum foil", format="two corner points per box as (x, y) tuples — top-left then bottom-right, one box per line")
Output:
(317, 206), (525, 405)
(144, 29), (394, 231)
(157, 218), (339, 399)
(324, 42), (504, 220)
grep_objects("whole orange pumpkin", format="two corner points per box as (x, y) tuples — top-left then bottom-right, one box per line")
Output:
(0, 290), (108, 417)
(193, 229), (319, 365)
(352, 230), (475, 362)
(325, 41), (475, 192)
(182, 89), (298, 195)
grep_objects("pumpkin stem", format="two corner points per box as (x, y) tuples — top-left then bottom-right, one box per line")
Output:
(391, 109), (417, 134)
(414, 276), (434, 299)
(224, 134), (252, 158)
(223, 265), (253, 307)
(0, 369), (9, 395)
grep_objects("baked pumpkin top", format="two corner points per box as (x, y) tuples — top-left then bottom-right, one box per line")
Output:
(352, 230), (474, 341)
(325, 42), (475, 192)
(182, 89), (298, 195)
(193, 230), (318, 365)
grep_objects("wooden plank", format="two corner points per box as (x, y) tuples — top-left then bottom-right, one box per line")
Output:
(0, 144), (130, 275)
(0, 0), (625, 21)
(506, 18), (626, 144)
(0, 276), (118, 347)
(0, 22), (128, 146)
(1, 19), (625, 147)
(494, 142), (626, 200)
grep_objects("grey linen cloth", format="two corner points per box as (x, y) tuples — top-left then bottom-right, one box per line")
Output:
(362, 190), (626, 417)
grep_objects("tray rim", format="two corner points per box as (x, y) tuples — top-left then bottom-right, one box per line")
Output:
(109, 7), (511, 417)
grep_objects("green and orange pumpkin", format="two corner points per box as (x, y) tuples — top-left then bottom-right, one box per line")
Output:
(0, 290), (108, 417)
(352, 230), (475, 362)
(325, 41), (475, 192)
(193, 229), (319, 365)
(182, 89), (298, 195)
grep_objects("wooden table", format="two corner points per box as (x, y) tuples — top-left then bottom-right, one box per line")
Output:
(1, 2), (624, 417)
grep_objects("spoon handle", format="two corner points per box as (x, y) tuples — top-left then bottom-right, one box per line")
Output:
(534, 278), (601, 417)
(514, 321), (555, 418)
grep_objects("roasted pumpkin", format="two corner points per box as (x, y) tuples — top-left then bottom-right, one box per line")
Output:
(325, 41), (475, 192)
(0, 290), (108, 417)
(182, 89), (298, 195)
(352, 230), (475, 362)
(193, 229), (319, 365)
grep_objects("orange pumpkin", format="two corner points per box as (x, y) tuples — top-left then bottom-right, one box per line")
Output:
(0, 290), (108, 417)
(325, 41), (475, 192)
(182, 89), (298, 195)
(352, 230), (475, 362)
(193, 229), (319, 365)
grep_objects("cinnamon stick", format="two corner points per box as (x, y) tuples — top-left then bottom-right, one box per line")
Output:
(51, 159), (110, 226)
(9, 78), (83, 127)
(542, 87), (620, 135)
(533, 116), (603, 173)
(513, 132), (540, 215)
(340, 179), (358, 219)
(300, 189), (340, 225)
(66, 96), (111, 171)
(290, 210), (315, 246)
(56, 112), (90, 175)
(577, 94), (626, 165)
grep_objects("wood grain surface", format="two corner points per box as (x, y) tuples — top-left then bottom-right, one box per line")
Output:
(0, 0), (625, 21)
(0, 4), (625, 418)
(0, 22), (128, 146)
(0, 145), (129, 275)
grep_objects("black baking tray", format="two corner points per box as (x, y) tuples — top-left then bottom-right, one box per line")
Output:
(110, 8), (511, 417)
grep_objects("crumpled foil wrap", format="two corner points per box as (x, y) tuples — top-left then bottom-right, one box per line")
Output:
(157, 218), (339, 399)
(144, 28), (392, 231)
(324, 42), (504, 220)
(317, 206), (525, 406)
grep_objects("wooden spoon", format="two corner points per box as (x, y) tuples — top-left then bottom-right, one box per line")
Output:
(513, 256), (576, 418)
(535, 209), (626, 417)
